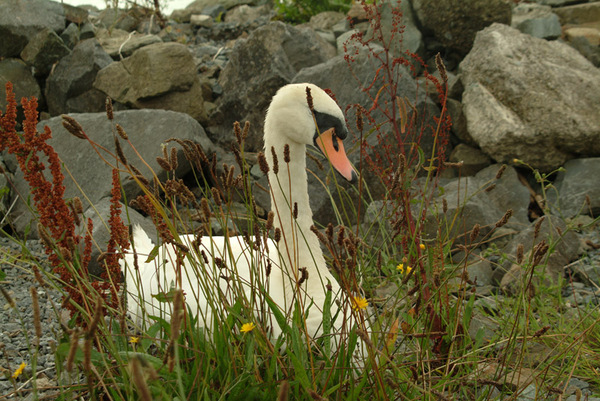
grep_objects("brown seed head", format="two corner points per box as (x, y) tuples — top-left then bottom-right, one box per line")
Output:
(211, 187), (222, 206)
(534, 216), (545, 239)
(495, 209), (513, 228)
(517, 243), (524, 264)
(283, 144), (290, 163)
(270, 146), (279, 174)
(306, 86), (314, 111)
(442, 198), (448, 214)
(293, 202), (298, 219)
(495, 164), (507, 180)
(62, 115), (86, 139)
(156, 156), (172, 172)
(242, 121), (250, 141)
(257, 152), (269, 175)
(266, 211), (274, 231)
(233, 121), (242, 144)
(170, 147), (178, 171)
(115, 123), (128, 140)
(30, 286), (42, 340)
(470, 223), (480, 243)
(356, 106), (363, 132)
(435, 53), (448, 85)
(274, 227), (281, 243)
(105, 97), (114, 120)
(298, 267), (308, 285)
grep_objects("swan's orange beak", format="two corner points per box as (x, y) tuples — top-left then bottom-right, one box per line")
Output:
(315, 128), (357, 183)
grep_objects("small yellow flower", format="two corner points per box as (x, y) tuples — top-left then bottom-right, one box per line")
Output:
(419, 243), (426, 250)
(12, 362), (26, 379)
(352, 296), (368, 311)
(397, 263), (412, 275)
(129, 336), (140, 344)
(241, 322), (255, 333)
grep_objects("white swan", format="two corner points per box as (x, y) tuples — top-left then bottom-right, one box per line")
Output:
(121, 83), (367, 358)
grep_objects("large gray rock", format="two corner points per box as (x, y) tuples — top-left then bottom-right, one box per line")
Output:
(83, 198), (156, 276)
(499, 215), (580, 293)
(94, 42), (208, 125)
(460, 24), (600, 172)
(45, 39), (113, 115)
(9, 110), (215, 238)
(0, 59), (42, 113)
(290, 47), (442, 225)
(365, 0), (423, 56)
(96, 28), (162, 59)
(511, 3), (562, 40)
(214, 22), (336, 151)
(20, 28), (71, 77)
(548, 158), (600, 218)
(411, 0), (511, 56)
(0, 0), (66, 58)
(423, 164), (531, 243)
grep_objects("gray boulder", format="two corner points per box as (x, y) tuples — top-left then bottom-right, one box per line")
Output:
(448, 144), (492, 176)
(45, 39), (113, 116)
(423, 164), (530, 243)
(511, 3), (562, 40)
(9, 110), (215, 238)
(548, 158), (600, 218)
(94, 42), (208, 125)
(83, 198), (156, 276)
(0, 0), (66, 58)
(291, 47), (442, 225)
(460, 23), (600, 172)
(365, 0), (423, 56)
(96, 28), (162, 59)
(20, 28), (71, 77)
(499, 215), (580, 293)
(0, 59), (42, 113)
(214, 22), (336, 151)
(411, 0), (511, 56)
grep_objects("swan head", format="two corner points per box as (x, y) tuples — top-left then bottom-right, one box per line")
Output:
(264, 83), (357, 183)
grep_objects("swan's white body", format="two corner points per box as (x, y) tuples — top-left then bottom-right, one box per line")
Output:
(121, 83), (366, 356)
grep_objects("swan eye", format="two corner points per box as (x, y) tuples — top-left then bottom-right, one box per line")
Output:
(331, 131), (339, 151)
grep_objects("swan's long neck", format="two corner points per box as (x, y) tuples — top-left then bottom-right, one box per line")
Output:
(265, 137), (334, 311)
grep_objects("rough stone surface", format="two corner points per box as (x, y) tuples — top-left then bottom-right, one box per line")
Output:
(9, 110), (215, 238)
(214, 21), (336, 151)
(0, 0), (66, 58)
(20, 28), (72, 77)
(423, 164), (531, 243)
(411, 0), (511, 56)
(94, 42), (208, 124)
(459, 23), (600, 172)
(45, 39), (113, 116)
(548, 158), (600, 218)
(499, 215), (580, 293)
(511, 3), (562, 39)
(365, 0), (423, 56)
(0, 59), (42, 113)
(292, 47), (441, 224)
(96, 28), (163, 59)
(553, 2), (600, 25)
(449, 144), (492, 176)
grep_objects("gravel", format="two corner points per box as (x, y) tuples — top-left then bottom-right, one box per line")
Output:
(0, 238), (64, 399)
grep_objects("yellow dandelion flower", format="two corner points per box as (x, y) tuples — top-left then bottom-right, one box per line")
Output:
(129, 336), (140, 344)
(12, 362), (26, 379)
(241, 322), (255, 333)
(419, 243), (426, 250)
(397, 263), (412, 275)
(352, 296), (368, 311)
